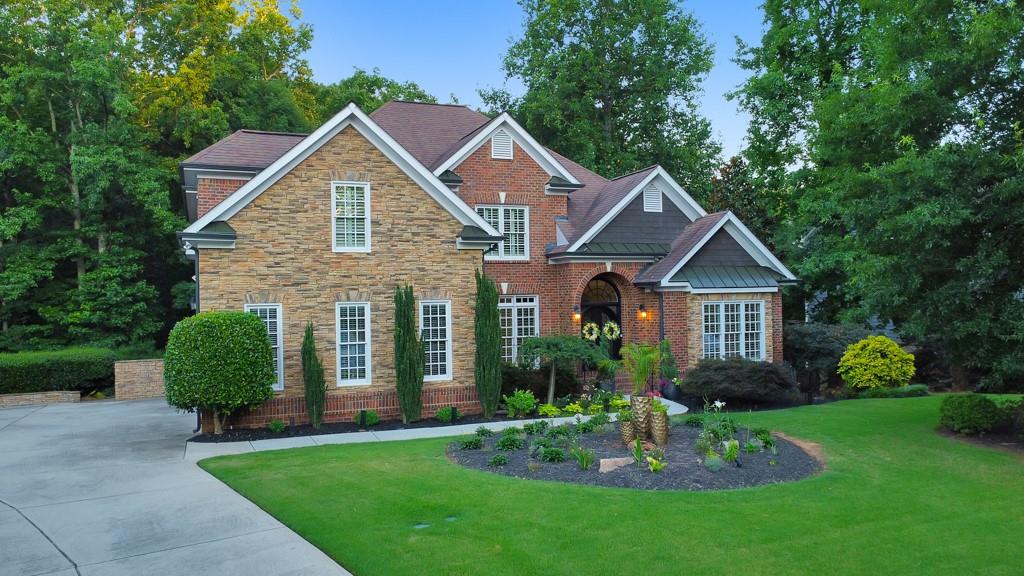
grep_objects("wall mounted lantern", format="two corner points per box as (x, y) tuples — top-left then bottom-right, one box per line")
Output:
(638, 303), (649, 321)
(572, 305), (581, 322)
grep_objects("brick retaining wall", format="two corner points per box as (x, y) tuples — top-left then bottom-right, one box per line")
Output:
(0, 390), (79, 407)
(114, 359), (165, 400)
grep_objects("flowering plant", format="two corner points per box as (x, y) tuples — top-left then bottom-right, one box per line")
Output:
(581, 322), (600, 342)
(601, 321), (621, 341)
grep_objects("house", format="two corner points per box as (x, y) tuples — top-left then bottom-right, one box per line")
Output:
(178, 101), (796, 429)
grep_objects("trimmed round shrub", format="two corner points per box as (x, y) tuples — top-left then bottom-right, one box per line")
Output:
(837, 336), (915, 390)
(164, 311), (275, 434)
(0, 348), (118, 395)
(940, 394), (1000, 435)
(679, 358), (798, 403)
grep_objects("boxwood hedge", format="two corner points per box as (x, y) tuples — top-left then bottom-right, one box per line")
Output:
(0, 348), (118, 395)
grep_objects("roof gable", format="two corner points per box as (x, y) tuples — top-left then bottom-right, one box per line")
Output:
(370, 101), (490, 170)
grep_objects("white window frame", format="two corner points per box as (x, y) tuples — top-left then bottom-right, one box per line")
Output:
(419, 299), (453, 382)
(244, 303), (284, 391)
(335, 302), (372, 386)
(476, 205), (530, 261)
(491, 128), (513, 159)
(498, 295), (540, 362)
(331, 181), (371, 253)
(701, 300), (765, 361)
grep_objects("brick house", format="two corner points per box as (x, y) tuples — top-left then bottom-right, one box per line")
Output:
(178, 101), (796, 429)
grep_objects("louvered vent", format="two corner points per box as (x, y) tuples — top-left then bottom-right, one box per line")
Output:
(491, 129), (513, 159)
(643, 185), (663, 212)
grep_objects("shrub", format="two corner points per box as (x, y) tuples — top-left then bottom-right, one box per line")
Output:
(475, 426), (494, 437)
(858, 384), (929, 398)
(784, 322), (875, 396)
(576, 420), (596, 434)
(474, 270), (503, 417)
(500, 362), (580, 400)
(353, 409), (380, 427)
(496, 434), (526, 451)
(488, 454), (509, 467)
(539, 447), (567, 463)
(538, 403), (561, 418)
(0, 347), (117, 395)
(267, 419), (286, 433)
(723, 440), (740, 463)
(588, 412), (611, 427)
(394, 285), (424, 423)
(704, 454), (724, 472)
(563, 401), (584, 415)
(621, 342), (661, 395)
(503, 389), (538, 418)
(751, 427), (775, 449)
(679, 358), (798, 404)
(837, 336), (916, 390)
(571, 445), (596, 470)
(164, 312), (275, 434)
(435, 406), (460, 423)
(545, 424), (573, 439)
(501, 426), (523, 436)
(744, 440), (760, 454)
(460, 436), (483, 450)
(684, 414), (704, 427)
(523, 420), (549, 435)
(301, 321), (327, 429)
(940, 394), (1000, 435)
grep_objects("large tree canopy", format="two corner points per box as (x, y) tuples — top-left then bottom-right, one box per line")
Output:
(483, 0), (721, 194)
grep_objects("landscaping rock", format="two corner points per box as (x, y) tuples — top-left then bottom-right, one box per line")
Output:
(599, 457), (634, 473)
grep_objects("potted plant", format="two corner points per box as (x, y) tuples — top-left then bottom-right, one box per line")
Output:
(651, 400), (669, 446)
(617, 409), (635, 446)
(621, 342), (661, 441)
(658, 340), (683, 402)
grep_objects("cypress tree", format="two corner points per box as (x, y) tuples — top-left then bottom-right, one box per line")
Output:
(394, 285), (424, 423)
(474, 269), (502, 417)
(301, 321), (327, 429)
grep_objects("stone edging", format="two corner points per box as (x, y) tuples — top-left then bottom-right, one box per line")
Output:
(0, 390), (80, 407)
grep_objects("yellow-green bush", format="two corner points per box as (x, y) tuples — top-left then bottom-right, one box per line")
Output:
(837, 335), (915, 390)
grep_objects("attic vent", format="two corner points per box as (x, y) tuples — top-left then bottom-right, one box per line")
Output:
(491, 129), (513, 159)
(643, 185), (663, 213)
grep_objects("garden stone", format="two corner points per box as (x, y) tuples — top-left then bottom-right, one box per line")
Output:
(598, 457), (634, 473)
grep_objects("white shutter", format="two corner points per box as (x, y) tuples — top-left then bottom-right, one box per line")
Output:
(643, 185), (662, 212)
(491, 129), (513, 159)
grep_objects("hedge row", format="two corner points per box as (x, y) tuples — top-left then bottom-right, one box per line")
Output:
(0, 348), (119, 395)
(858, 384), (929, 398)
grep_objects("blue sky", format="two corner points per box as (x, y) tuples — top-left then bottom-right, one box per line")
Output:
(300, 1), (765, 158)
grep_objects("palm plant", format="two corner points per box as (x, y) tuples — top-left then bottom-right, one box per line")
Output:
(621, 343), (661, 396)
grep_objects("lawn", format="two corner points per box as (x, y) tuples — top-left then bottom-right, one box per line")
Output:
(200, 396), (1024, 576)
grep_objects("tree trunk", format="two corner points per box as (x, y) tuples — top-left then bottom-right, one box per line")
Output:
(950, 364), (970, 391)
(212, 408), (224, 435)
(68, 146), (85, 285)
(547, 362), (556, 406)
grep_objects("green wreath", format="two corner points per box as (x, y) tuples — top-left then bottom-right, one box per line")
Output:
(581, 322), (600, 342)
(602, 321), (621, 341)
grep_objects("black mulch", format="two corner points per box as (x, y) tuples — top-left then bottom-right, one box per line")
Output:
(190, 413), (514, 443)
(449, 425), (823, 491)
(937, 428), (1024, 455)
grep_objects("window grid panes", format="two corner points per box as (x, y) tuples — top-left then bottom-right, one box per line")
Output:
(246, 304), (283, 391)
(332, 182), (369, 250)
(476, 205), (528, 259)
(337, 303), (370, 384)
(498, 296), (539, 362)
(421, 301), (451, 380)
(702, 301), (764, 361)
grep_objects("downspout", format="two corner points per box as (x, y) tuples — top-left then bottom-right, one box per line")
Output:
(193, 247), (202, 434)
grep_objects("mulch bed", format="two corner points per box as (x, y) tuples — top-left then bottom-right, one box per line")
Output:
(937, 428), (1024, 456)
(190, 413), (513, 443)
(449, 425), (823, 491)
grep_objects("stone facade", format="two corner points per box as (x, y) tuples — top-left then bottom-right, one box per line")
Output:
(114, 359), (166, 400)
(197, 126), (484, 430)
(0, 391), (79, 407)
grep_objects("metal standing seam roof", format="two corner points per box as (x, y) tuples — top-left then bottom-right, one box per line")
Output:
(576, 242), (671, 255)
(671, 265), (783, 289)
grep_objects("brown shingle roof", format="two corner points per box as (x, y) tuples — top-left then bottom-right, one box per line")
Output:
(370, 101), (490, 170)
(634, 212), (728, 284)
(182, 130), (306, 168)
(561, 165), (659, 248)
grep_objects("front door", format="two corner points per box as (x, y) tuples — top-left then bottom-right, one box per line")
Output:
(581, 276), (622, 359)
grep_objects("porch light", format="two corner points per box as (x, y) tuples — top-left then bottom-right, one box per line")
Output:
(638, 304), (649, 321)
(572, 305), (581, 322)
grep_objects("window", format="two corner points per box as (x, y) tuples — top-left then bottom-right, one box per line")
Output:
(498, 296), (539, 362)
(420, 300), (452, 381)
(245, 304), (284, 391)
(643, 184), (663, 212)
(701, 301), (764, 360)
(491, 128), (513, 159)
(476, 205), (529, 260)
(331, 181), (370, 252)
(336, 302), (371, 385)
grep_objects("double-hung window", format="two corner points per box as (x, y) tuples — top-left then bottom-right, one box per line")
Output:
(245, 304), (284, 391)
(476, 205), (528, 260)
(420, 300), (452, 381)
(332, 181), (370, 252)
(702, 301), (764, 360)
(498, 296), (539, 362)
(336, 302), (371, 385)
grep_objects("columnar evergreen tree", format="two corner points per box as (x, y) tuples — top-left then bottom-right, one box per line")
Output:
(474, 270), (502, 417)
(393, 285), (424, 424)
(301, 321), (326, 429)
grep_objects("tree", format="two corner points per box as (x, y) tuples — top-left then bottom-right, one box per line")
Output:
(301, 321), (326, 429)
(474, 270), (502, 417)
(313, 68), (436, 122)
(393, 285), (424, 423)
(704, 157), (776, 249)
(518, 334), (604, 405)
(483, 0), (721, 194)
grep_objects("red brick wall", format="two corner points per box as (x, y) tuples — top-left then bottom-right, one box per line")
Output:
(197, 177), (249, 218)
(772, 291), (784, 363)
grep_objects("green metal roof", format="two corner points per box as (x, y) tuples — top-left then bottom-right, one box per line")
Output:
(671, 265), (783, 289)
(459, 225), (504, 242)
(577, 242), (670, 255)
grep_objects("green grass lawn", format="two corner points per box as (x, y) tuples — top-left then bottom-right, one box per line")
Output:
(200, 396), (1023, 576)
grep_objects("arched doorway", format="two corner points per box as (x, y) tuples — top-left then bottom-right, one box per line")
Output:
(581, 275), (622, 359)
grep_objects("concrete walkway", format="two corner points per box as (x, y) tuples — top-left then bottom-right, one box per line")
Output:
(0, 400), (350, 576)
(185, 396), (688, 460)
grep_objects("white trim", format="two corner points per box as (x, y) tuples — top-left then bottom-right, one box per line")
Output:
(335, 301), (372, 386)
(476, 204), (530, 261)
(419, 299), (453, 382)
(330, 181), (371, 253)
(567, 167), (706, 251)
(244, 303), (284, 391)
(498, 295), (540, 362)
(182, 103), (499, 238)
(700, 300), (766, 361)
(433, 113), (579, 184)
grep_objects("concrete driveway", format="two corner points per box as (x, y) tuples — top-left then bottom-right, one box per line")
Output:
(0, 399), (350, 576)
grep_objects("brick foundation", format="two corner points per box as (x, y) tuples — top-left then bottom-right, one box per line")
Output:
(0, 390), (80, 407)
(114, 359), (165, 400)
